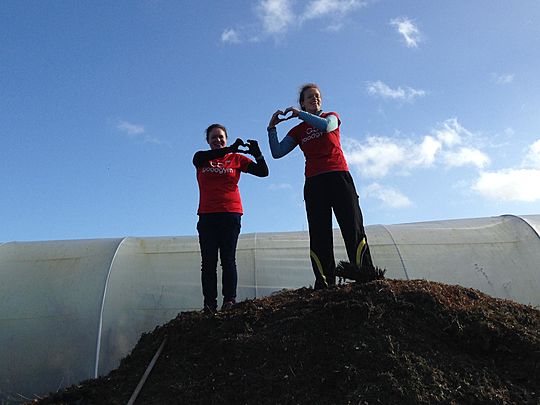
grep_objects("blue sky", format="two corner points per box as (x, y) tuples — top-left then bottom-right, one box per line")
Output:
(2, 0), (540, 242)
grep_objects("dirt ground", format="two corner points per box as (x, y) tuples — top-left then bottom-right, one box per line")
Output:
(34, 278), (539, 404)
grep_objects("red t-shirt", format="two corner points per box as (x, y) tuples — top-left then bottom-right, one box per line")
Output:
(286, 112), (349, 178)
(196, 153), (253, 214)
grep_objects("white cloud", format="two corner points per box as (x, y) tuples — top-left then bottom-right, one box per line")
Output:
(492, 73), (514, 85)
(116, 120), (164, 145)
(433, 118), (468, 147)
(346, 115), (538, 204)
(301, 0), (367, 21)
(323, 22), (344, 32)
(411, 136), (441, 166)
(344, 119), (540, 205)
(390, 17), (422, 48)
(343, 134), (441, 178)
(366, 80), (426, 102)
(343, 136), (406, 178)
(504, 127), (515, 136)
(472, 169), (540, 202)
(221, 28), (240, 43)
(365, 183), (412, 208)
(117, 120), (144, 135)
(444, 147), (490, 168)
(523, 139), (540, 169)
(343, 118), (487, 179)
(257, 0), (295, 35)
(471, 139), (540, 202)
(224, 0), (367, 42)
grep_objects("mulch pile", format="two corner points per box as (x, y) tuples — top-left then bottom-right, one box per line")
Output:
(34, 279), (539, 404)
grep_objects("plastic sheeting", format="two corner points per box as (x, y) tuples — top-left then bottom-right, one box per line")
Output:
(1, 214), (539, 401)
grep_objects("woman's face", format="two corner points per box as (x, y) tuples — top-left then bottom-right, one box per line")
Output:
(207, 128), (227, 150)
(301, 87), (322, 114)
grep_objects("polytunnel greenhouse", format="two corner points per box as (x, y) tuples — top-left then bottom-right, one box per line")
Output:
(1, 214), (539, 401)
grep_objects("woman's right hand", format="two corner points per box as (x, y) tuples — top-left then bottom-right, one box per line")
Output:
(268, 110), (283, 128)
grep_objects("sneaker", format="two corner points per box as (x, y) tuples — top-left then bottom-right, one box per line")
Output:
(221, 299), (236, 311)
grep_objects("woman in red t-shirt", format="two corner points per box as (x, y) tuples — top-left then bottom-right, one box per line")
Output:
(193, 123), (268, 313)
(267, 83), (374, 289)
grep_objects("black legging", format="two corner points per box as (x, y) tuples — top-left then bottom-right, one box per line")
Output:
(304, 171), (373, 288)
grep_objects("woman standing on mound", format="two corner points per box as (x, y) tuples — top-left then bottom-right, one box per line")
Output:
(267, 83), (375, 289)
(193, 124), (268, 313)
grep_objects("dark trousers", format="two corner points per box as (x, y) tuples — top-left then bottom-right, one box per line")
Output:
(197, 213), (241, 308)
(304, 171), (373, 288)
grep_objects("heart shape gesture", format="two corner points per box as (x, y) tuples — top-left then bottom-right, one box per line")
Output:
(270, 107), (298, 128)
(230, 138), (249, 153)
(277, 110), (294, 121)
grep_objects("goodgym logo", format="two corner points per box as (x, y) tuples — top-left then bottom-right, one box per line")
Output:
(203, 160), (233, 174)
(301, 127), (323, 144)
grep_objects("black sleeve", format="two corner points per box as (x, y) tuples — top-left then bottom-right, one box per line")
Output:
(245, 157), (269, 177)
(192, 147), (234, 167)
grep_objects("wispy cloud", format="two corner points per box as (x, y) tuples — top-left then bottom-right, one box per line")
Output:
(257, 0), (295, 35)
(269, 183), (293, 191)
(343, 118), (486, 179)
(523, 139), (540, 169)
(221, 28), (241, 44)
(390, 17), (422, 48)
(472, 139), (540, 202)
(223, 0), (368, 43)
(117, 120), (144, 135)
(116, 120), (165, 145)
(301, 0), (367, 22)
(491, 73), (514, 85)
(366, 80), (426, 102)
(365, 183), (412, 208)
(444, 147), (490, 168)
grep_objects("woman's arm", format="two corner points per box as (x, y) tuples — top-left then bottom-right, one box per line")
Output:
(281, 106), (339, 133)
(297, 110), (339, 132)
(268, 127), (297, 159)
(244, 139), (269, 177)
(192, 138), (244, 167)
(246, 157), (269, 177)
(267, 110), (297, 159)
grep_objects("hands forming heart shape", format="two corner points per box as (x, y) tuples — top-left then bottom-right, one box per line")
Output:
(231, 138), (248, 152)
(273, 107), (298, 124)
(231, 138), (260, 155)
(277, 110), (294, 121)
(237, 143), (250, 153)
(269, 107), (300, 128)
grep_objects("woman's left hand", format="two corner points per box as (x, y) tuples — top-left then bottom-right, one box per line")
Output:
(283, 106), (300, 117)
(245, 139), (262, 158)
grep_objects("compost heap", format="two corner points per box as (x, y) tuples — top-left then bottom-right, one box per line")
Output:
(35, 279), (539, 404)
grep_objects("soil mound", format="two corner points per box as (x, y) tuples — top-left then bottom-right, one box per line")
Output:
(35, 279), (539, 404)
